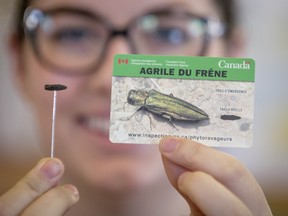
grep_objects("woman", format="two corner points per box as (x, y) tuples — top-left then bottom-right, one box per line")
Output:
(0, 0), (272, 215)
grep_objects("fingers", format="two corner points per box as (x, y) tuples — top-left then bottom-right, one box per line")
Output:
(21, 184), (79, 216)
(160, 156), (188, 189)
(0, 158), (78, 216)
(159, 137), (272, 216)
(178, 171), (252, 216)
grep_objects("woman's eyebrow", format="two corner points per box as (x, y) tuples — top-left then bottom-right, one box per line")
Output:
(41, 6), (99, 17)
(32, 2), (210, 29)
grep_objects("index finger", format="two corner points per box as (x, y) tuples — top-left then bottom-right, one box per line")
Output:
(159, 137), (272, 216)
(0, 158), (64, 216)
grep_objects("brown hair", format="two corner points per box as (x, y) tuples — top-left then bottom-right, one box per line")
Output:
(13, 0), (238, 41)
(215, 0), (238, 38)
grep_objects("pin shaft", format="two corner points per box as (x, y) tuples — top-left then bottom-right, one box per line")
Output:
(50, 90), (57, 158)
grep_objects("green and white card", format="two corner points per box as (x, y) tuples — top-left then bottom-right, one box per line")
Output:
(110, 54), (255, 147)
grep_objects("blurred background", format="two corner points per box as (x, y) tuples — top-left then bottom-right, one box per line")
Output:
(0, 0), (287, 215)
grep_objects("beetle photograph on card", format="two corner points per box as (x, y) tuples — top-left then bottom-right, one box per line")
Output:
(127, 89), (209, 129)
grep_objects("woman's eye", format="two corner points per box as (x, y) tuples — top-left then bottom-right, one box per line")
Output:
(51, 28), (94, 43)
(154, 28), (188, 44)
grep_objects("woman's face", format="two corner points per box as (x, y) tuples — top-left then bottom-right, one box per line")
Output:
(15, 0), (229, 191)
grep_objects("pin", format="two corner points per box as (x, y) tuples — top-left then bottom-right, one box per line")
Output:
(45, 84), (67, 158)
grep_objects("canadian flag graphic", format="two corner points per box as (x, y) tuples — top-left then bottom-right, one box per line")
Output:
(118, 59), (129, 64)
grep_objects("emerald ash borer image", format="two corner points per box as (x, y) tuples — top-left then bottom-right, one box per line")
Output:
(127, 89), (209, 127)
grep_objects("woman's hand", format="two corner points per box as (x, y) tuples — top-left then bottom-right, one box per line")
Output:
(159, 137), (273, 216)
(0, 158), (79, 216)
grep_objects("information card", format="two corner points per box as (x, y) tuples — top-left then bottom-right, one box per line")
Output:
(110, 54), (255, 147)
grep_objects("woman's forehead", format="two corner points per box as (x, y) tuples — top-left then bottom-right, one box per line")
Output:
(31, 0), (220, 25)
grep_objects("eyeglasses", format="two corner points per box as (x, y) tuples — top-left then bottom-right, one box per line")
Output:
(23, 7), (225, 75)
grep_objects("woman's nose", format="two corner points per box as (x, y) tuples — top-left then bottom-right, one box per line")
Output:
(85, 36), (132, 95)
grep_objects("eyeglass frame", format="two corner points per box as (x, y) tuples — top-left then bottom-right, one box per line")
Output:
(23, 6), (226, 75)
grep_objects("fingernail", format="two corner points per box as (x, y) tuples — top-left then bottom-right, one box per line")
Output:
(40, 159), (63, 179)
(160, 137), (180, 153)
(63, 184), (79, 199)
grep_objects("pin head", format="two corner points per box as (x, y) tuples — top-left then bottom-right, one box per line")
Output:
(45, 84), (67, 91)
